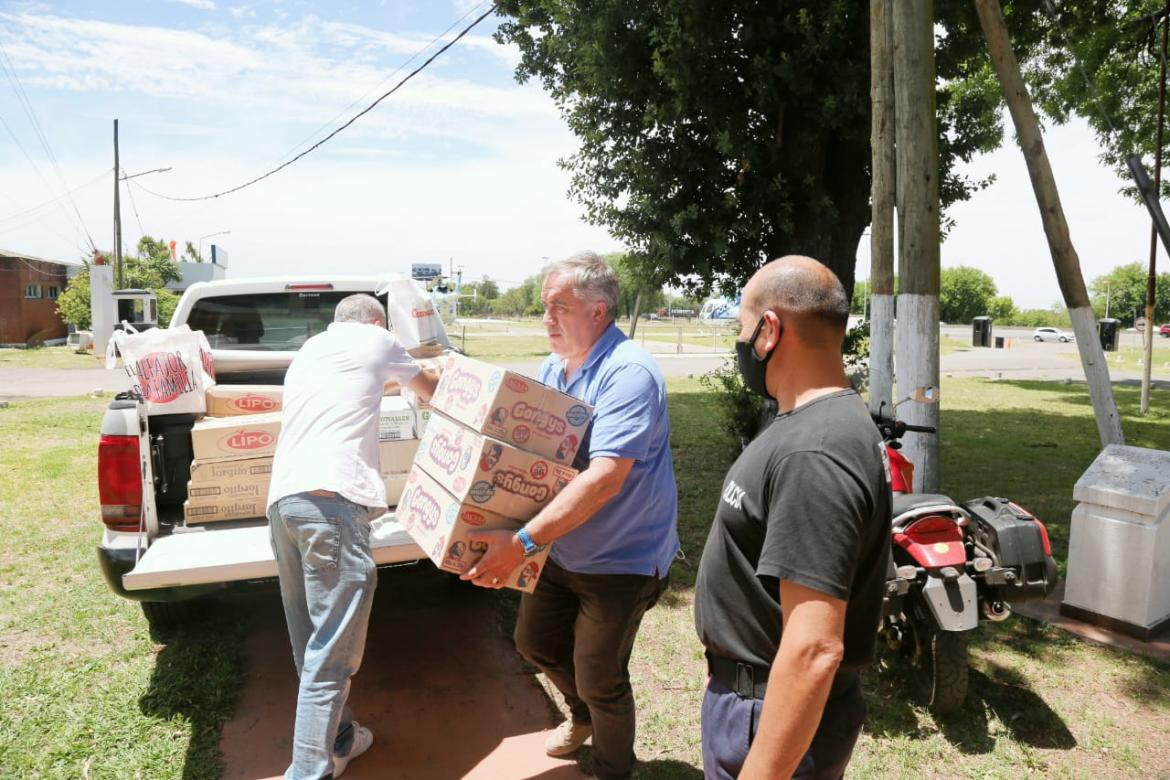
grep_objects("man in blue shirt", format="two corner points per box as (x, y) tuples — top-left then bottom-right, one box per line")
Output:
(462, 251), (679, 780)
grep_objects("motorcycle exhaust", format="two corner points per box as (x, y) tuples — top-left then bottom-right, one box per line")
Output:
(982, 600), (1012, 622)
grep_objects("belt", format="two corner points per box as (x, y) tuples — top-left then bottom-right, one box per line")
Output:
(706, 653), (859, 701)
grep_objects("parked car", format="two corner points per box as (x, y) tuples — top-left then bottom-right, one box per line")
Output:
(1032, 327), (1073, 343)
(1160, 323), (1170, 338)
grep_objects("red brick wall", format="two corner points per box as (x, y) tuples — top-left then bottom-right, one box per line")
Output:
(0, 257), (68, 344)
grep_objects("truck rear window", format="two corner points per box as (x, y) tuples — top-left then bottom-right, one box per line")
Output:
(187, 292), (379, 350)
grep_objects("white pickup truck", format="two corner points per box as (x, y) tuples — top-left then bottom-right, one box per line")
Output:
(97, 277), (425, 632)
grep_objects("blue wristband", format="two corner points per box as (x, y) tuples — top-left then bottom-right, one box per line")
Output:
(516, 527), (540, 556)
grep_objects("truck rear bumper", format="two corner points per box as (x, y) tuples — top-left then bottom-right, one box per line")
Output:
(98, 544), (228, 603)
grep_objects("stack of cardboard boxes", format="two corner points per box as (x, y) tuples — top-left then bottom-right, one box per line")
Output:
(397, 354), (593, 592)
(183, 384), (432, 525)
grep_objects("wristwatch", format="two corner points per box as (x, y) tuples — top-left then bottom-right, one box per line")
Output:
(515, 527), (545, 558)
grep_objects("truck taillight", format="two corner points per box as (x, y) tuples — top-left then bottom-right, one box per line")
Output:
(98, 434), (142, 532)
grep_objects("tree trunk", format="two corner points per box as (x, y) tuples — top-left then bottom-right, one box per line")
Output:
(974, 0), (1124, 447)
(893, 0), (941, 492)
(629, 289), (643, 338)
(869, 0), (896, 414)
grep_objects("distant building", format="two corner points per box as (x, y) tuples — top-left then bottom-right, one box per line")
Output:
(0, 249), (76, 346)
(164, 257), (228, 293)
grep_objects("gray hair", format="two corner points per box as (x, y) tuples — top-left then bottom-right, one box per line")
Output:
(543, 251), (619, 321)
(334, 293), (387, 324)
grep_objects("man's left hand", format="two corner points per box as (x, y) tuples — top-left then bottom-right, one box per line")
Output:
(460, 529), (524, 589)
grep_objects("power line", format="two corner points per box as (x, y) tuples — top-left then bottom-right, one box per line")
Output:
(0, 167), (111, 225)
(0, 39), (97, 250)
(265, 1), (491, 170)
(0, 115), (93, 251)
(133, 4), (498, 203)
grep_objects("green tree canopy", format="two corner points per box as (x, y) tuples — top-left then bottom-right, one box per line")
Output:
(939, 266), (998, 323)
(1089, 262), (1170, 324)
(56, 244), (183, 329)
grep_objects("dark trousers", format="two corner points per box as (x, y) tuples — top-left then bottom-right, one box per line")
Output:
(700, 674), (865, 780)
(514, 558), (667, 780)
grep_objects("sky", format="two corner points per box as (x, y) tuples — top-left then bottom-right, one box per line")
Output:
(0, 0), (1165, 309)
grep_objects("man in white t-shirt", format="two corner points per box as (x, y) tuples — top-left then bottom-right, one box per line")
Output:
(267, 293), (437, 780)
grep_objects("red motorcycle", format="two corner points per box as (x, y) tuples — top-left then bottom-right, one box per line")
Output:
(875, 390), (1058, 714)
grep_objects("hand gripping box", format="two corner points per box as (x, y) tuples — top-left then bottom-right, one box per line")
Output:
(415, 411), (576, 521)
(205, 385), (283, 416)
(396, 467), (550, 593)
(430, 354), (592, 465)
(190, 412), (282, 462)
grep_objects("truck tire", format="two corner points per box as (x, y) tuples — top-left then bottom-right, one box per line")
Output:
(140, 599), (204, 636)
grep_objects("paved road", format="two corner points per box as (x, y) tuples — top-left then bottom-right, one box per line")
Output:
(2, 329), (1166, 401)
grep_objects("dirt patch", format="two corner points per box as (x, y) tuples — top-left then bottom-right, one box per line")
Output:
(219, 566), (589, 780)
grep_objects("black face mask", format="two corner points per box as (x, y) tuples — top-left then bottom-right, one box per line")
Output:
(735, 314), (779, 399)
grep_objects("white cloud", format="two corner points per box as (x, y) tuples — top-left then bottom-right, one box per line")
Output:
(169, 0), (216, 10)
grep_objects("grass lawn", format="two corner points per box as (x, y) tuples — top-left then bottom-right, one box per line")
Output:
(0, 345), (105, 369)
(1067, 342), (1170, 377)
(2, 378), (1168, 778)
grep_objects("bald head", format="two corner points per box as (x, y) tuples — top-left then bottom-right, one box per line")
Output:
(744, 255), (849, 347)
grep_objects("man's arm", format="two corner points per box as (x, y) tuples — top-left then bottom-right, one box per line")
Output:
(460, 455), (634, 587)
(738, 580), (846, 780)
(404, 368), (439, 401)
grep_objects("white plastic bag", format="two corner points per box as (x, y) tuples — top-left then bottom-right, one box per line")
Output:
(379, 278), (451, 353)
(106, 323), (217, 415)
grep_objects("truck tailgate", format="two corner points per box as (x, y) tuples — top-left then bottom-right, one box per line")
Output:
(122, 513), (423, 590)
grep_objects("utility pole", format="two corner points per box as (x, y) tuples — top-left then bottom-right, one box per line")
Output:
(868, 0), (896, 416)
(893, 0), (940, 491)
(113, 119), (123, 289)
(974, 0), (1124, 446)
(1141, 1), (1169, 415)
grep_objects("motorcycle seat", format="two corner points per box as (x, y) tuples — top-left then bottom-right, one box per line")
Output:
(893, 493), (965, 518)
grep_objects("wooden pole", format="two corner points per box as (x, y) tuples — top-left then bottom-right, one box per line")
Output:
(1141, 2), (1169, 415)
(893, 0), (941, 491)
(869, 0), (896, 415)
(973, 0), (1124, 446)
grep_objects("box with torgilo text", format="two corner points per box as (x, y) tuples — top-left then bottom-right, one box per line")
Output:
(188, 457), (273, 484)
(380, 396), (416, 441)
(429, 354), (592, 466)
(190, 412), (282, 462)
(205, 385), (283, 416)
(415, 411), (576, 521)
(183, 494), (268, 525)
(396, 467), (550, 593)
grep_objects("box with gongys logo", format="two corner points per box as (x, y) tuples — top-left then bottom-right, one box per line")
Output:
(205, 384), (284, 416)
(396, 466), (550, 593)
(415, 410), (576, 521)
(190, 412), (282, 462)
(429, 354), (592, 466)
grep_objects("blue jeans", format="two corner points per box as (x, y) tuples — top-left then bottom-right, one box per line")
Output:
(700, 675), (865, 780)
(269, 493), (378, 780)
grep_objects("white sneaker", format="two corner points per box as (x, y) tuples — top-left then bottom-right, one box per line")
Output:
(332, 723), (373, 778)
(543, 719), (592, 757)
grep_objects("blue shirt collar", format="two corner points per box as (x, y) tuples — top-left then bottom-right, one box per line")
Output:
(550, 321), (625, 388)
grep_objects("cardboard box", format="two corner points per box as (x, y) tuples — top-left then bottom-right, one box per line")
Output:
(187, 479), (269, 500)
(184, 495), (267, 524)
(205, 384), (283, 416)
(379, 438), (420, 474)
(190, 412), (282, 462)
(402, 386), (433, 437)
(189, 457), (273, 484)
(430, 354), (592, 465)
(415, 411), (576, 521)
(380, 396), (416, 441)
(396, 467), (550, 593)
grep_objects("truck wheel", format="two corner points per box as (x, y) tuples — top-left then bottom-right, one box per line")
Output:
(141, 600), (204, 636)
(909, 622), (969, 716)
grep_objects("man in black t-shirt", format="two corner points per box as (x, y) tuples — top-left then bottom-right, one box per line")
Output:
(694, 256), (891, 780)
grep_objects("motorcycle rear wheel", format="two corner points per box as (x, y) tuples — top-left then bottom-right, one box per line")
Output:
(908, 623), (970, 716)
